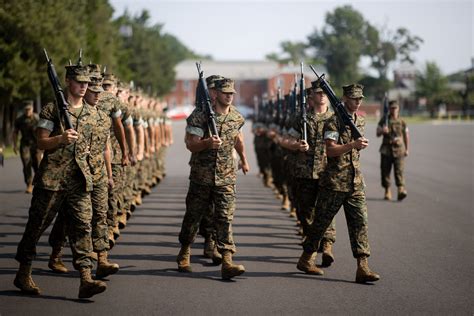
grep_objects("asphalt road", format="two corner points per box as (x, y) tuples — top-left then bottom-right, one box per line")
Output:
(0, 119), (472, 315)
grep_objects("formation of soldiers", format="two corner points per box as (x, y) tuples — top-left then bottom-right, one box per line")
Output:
(12, 53), (172, 299)
(252, 76), (409, 283)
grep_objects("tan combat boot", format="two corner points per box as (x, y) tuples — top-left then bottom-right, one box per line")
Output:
(355, 256), (380, 283)
(296, 251), (324, 275)
(177, 244), (192, 273)
(13, 263), (41, 295)
(135, 194), (142, 206)
(78, 268), (107, 299)
(108, 230), (116, 250)
(25, 183), (33, 194)
(321, 241), (335, 267)
(221, 251), (245, 280)
(48, 248), (68, 273)
(384, 187), (392, 200)
(281, 195), (290, 211)
(118, 212), (127, 229)
(96, 251), (119, 279)
(289, 207), (297, 218)
(203, 238), (214, 259)
(397, 186), (407, 201)
(211, 246), (222, 265)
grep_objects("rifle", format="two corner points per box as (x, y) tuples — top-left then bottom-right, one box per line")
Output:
(300, 62), (308, 142)
(382, 92), (389, 127)
(309, 65), (362, 139)
(195, 62), (218, 137)
(0, 148), (3, 167)
(44, 49), (73, 130)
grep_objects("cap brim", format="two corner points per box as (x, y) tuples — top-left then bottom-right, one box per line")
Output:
(220, 88), (236, 93)
(88, 86), (104, 93)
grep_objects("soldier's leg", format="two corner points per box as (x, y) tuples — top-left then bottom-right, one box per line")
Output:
(212, 184), (245, 279)
(15, 188), (65, 294)
(343, 190), (379, 283)
(48, 211), (69, 273)
(380, 154), (392, 189)
(394, 157), (407, 200)
(20, 144), (32, 187)
(294, 178), (316, 236)
(177, 182), (212, 272)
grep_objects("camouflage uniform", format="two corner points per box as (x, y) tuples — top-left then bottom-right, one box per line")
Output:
(303, 111), (370, 258)
(289, 109), (336, 240)
(378, 117), (408, 189)
(179, 106), (244, 253)
(14, 108), (40, 185)
(16, 100), (97, 270)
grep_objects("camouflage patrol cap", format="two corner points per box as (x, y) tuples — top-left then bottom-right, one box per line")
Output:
(102, 72), (117, 85)
(389, 100), (399, 108)
(23, 100), (34, 109)
(216, 78), (236, 94)
(65, 65), (91, 83)
(342, 83), (364, 98)
(116, 81), (128, 91)
(310, 79), (324, 93)
(87, 64), (103, 83)
(206, 75), (224, 89)
(87, 81), (104, 93)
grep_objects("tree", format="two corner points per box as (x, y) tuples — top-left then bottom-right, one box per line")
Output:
(265, 40), (318, 65)
(415, 62), (448, 117)
(307, 5), (377, 88)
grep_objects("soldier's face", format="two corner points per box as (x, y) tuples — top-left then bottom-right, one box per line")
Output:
(344, 96), (363, 113)
(209, 89), (217, 102)
(85, 90), (100, 106)
(216, 91), (233, 107)
(390, 106), (399, 118)
(25, 108), (33, 117)
(67, 79), (88, 97)
(314, 91), (328, 106)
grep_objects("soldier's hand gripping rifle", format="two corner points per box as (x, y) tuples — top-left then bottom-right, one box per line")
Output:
(44, 49), (73, 130)
(309, 65), (362, 139)
(195, 62), (218, 137)
(300, 62), (308, 142)
(382, 92), (389, 127)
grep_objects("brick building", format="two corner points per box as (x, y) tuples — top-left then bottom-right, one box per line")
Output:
(164, 60), (324, 110)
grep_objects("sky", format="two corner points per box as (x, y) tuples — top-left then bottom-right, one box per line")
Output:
(109, 0), (473, 76)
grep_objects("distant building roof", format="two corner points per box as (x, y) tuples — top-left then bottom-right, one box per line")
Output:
(175, 59), (325, 80)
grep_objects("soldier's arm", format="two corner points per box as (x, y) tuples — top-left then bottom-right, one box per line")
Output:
(12, 128), (19, 154)
(36, 128), (78, 150)
(112, 117), (129, 165)
(104, 140), (114, 188)
(185, 132), (218, 153)
(403, 124), (410, 156)
(234, 131), (249, 174)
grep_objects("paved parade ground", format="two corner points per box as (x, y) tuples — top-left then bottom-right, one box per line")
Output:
(0, 119), (472, 315)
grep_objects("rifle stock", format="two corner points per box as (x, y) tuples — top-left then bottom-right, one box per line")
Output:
(44, 49), (73, 130)
(309, 65), (362, 139)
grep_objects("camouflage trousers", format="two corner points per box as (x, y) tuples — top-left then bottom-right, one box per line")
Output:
(381, 154), (405, 188)
(198, 204), (215, 241)
(108, 164), (124, 232)
(49, 179), (110, 254)
(303, 188), (370, 258)
(16, 180), (94, 270)
(179, 181), (236, 253)
(294, 178), (336, 242)
(19, 143), (40, 185)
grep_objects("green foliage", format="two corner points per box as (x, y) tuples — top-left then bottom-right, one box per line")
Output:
(415, 62), (448, 115)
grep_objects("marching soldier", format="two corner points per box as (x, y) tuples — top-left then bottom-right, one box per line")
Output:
(177, 78), (249, 280)
(12, 100), (41, 193)
(298, 84), (380, 284)
(284, 81), (336, 267)
(14, 61), (107, 298)
(376, 100), (409, 201)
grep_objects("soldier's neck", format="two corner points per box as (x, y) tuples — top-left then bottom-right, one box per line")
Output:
(313, 104), (328, 114)
(215, 103), (230, 115)
(67, 95), (84, 109)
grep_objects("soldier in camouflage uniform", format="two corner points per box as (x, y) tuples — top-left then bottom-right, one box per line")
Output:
(14, 63), (107, 298)
(47, 64), (119, 279)
(12, 100), (41, 193)
(197, 75), (224, 265)
(376, 100), (409, 201)
(298, 84), (380, 284)
(177, 78), (249, 280)
(284, 81), (336, 267)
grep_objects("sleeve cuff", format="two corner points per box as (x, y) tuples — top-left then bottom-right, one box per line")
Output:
(186, 126), (204, 137)
(112, 109), (122, 119)
(37, 118), (55, 131)
(324, 131), (339, 141)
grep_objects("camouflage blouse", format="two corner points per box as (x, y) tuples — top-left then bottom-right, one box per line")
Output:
(319, 113), (366, 192)
(377, 117), (407, 158)
(14, 113), (39, 146)
(35, 101), (97, 192)
(89, 109), (111, 184)
(289, 110), (333, 179)
(186, 107), (244, 186)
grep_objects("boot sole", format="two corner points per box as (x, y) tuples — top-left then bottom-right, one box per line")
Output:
(221, 269), (245, 280)
(178, 266), (192, 273)
(355, 276), (380, 283)
(321, 254), (334, 267)
(296, 264), (324, 275)
(96, 267), (119, 279)
(78, 285), (107, 299)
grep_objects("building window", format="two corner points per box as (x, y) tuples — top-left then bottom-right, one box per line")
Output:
(183, 80), (190, 92)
